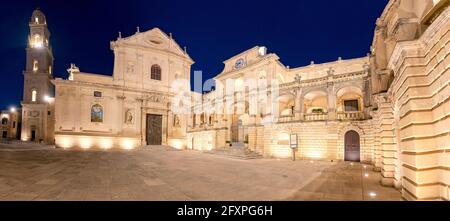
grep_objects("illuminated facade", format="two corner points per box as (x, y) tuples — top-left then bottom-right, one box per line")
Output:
(17, 1), (450, 201)
(188, 0), (450, 201)
(187, 48), (373, 162)
(1, 109), (21, 140)
(52, 27), (193, 150)
(369, 0), (450, 201)
(21, 9), (55, 144)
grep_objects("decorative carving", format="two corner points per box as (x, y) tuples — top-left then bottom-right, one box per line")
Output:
(327, 68), (335, 76)
(173, 114), (181, 127)
(294, 74), (302, 83)
(67, 63), (80, 81)
(126, 62), (135, 73)
(146, 94), (168, 103)
(67, 63), (80, 75)
(125, 109), (134, 124)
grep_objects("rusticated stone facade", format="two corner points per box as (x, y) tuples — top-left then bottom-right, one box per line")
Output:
(370, 0), (450, 201)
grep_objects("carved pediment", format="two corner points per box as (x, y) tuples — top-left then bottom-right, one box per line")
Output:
(112, 28), (193, 62)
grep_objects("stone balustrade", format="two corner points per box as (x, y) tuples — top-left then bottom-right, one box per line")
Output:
(277, 115), (295, 123)
(304, 113), (328, 121)
(337, 111), (365, 121)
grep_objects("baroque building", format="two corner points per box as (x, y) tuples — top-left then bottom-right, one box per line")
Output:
(1, 108), (21, 141)
(17, 0), (450, 201)
(53, 28), (193, 150)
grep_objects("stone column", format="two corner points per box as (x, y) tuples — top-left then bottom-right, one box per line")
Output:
(294, 88), (303, 121)
(374, 93), (396, 187)
(327, 84), (337, 121)
(141, 106), (146, 146)
(167, 110), (173, 137)
(162, 113), (168, 145)
(195, 113), (200, 127)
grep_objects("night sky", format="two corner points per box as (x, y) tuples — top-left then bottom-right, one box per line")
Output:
(0, 0), (389, 110)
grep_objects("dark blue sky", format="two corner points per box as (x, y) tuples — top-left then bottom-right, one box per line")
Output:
(0, 0), (388, 110)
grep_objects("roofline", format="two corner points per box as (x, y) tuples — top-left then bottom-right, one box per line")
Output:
(214, 53), (280, 80)
(288, 56), (369, 72)
(111, 27), (195, 64)
(222, 46), (262, 64)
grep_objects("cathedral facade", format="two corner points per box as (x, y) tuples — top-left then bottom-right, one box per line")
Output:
(52, 28), (193, 150)
(19, 0), (450, 201)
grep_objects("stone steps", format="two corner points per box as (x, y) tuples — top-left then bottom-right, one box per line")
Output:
(205, 145), (263, 160)
(140, 145), (181, 151)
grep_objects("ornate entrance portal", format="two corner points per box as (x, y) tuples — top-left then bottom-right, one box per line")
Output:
(146, 114), (162, 145)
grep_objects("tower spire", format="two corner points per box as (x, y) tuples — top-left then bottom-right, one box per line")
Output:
(21, 8), (55, 143)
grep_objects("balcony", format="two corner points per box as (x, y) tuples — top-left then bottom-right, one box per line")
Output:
(337, 111), (365, 121)
(304, 113), (328, 121)
(277, 115), (295, 123)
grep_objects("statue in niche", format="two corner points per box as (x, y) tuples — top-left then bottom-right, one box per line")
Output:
(125, 110), (134, 124)
(174, 114), (181, 127)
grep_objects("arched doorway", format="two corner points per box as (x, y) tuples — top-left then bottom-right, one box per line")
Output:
(345, 130), (360, 162)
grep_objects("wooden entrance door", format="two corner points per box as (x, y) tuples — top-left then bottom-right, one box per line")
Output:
(345, 130), (360, 162)
(146, 114), (162, 145)
(231, 115), (239, 142)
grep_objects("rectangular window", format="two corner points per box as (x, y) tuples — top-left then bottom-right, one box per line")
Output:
(13, 121), (16, 128)
(48, 111), (51, 116)
(94, 91), (102, 98)
(344, 100), (359, 112)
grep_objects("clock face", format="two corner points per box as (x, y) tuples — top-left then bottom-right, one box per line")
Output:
(235, 58), (246, 69)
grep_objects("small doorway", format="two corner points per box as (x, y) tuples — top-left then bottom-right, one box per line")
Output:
(146, 114), (162, 145)
(345, 130), (360, 162)
(31, 130), (36, 142)
(2, 131), (7, 139)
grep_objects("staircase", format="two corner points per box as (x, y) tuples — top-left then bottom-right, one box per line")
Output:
(205, 142), (263, 160)
(140, 145), (181, 151)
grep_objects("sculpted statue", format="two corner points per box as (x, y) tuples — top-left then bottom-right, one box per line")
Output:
(125, 110), (134, 124)
(174, 114), (181, 127)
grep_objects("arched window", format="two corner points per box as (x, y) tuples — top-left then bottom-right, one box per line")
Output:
(31, 90), (37, 102)
(33, 34), (42, 48)
(200, 113), (206, 125)
(33, 60), (39, 72)
(1, 118), (8, 125)
(91, 104), (104, 123)
(151, 65), (162, 81)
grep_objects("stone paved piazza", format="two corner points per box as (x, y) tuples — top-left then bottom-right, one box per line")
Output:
(0, 143), (401, 201)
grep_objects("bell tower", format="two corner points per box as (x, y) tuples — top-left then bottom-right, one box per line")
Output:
(21, 8), (55, 143)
